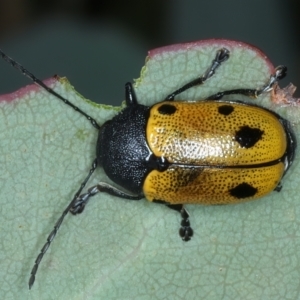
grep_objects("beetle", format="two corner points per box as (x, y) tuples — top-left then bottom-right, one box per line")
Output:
(0, 47), (296, 289)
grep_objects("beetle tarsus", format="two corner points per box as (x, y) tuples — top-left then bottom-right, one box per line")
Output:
(216, 48), (230, 63)
(275, 65), (287, 80)
(70, 200), (86, 214)
(256, 65), (288, 96)
(179, 207), (193, 242)
(70, 186), (99, 214)
(167, 204), (194, 241)
(179, 220), (193, 242)
(205, 48), (230, 79)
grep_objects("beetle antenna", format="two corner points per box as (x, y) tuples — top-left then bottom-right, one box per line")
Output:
(28, 158), (98, 289)
(0, 49), (100, 130)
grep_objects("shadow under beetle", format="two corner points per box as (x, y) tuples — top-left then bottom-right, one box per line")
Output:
(0, 47), (296, 289)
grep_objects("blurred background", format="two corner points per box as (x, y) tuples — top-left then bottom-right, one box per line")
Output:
(0, 0), (299, 105)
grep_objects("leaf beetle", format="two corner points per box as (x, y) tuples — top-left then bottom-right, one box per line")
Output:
(0, 47), (296, 289)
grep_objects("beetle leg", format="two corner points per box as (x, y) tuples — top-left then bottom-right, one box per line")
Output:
(167, 204), (193, 242)
(206, 65), (287, 100)
(164, 48), (230, 101)
(70, 182), (143, 214)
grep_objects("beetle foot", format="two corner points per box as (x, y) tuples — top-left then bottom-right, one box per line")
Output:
(179, 219), (193, 241)
(69, 191), (90, 214)
(215, 48), (230, 64)
(257, 65), (288, 96)
(70, 198), (86, 214)
(179, 208), (193, 241)
(70, 185), (100, 215)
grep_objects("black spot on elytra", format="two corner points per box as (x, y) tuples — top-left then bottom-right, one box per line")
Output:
(218, 105), (234, 116)
(235, 126), (264, 148)
(229, 182), (257, 199)
(158, 104), (177, 115)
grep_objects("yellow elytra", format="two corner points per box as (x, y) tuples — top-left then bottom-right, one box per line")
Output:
(144, 101), (291, 205)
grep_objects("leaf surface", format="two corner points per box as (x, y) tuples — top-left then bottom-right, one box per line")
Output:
(1, 39), (300, 300)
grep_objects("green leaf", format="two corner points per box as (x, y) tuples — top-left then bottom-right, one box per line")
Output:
(1, 39), (300, 300)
